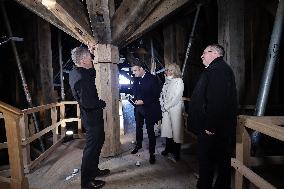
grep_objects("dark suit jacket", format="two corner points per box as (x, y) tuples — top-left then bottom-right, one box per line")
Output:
(133, 72), (162, 124)
(188, 57), (237, 137)
(69, 67), (106, 128)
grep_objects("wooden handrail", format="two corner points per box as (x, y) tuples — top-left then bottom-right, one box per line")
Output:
(0, 100), (80, 189)
(245, 119), (284, 142)
(60, 101), (78, 105)
(22, 121), (62, 146)
(0, 101), (22, 115)
(22, 102), (58, 114)
(231, 158), (276, 189)
(234, 115), (284, 189)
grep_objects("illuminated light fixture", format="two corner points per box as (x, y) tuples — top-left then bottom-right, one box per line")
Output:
(64, 130), (74, 143)
(41, 0), (56, 10)
(66, 130), (74, 136)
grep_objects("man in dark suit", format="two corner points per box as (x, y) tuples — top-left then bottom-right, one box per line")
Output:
(188, 44), (237, 189)
(131, 63), (162, 164)
(69, 46), (110, 189)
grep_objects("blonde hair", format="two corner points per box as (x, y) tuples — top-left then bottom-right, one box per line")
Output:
(166, 63), (182, 78)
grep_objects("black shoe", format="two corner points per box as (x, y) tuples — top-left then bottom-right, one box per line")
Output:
(149, 154), (156, 164)
(97, 169), (110, 177)
(82, 180), (105, 189)
(161, 150), (169, 156)
(131, 146), (142, 154)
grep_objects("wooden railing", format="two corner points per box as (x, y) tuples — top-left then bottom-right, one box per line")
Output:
(233, 115), (284, 189)
(0, 101), (81, 189)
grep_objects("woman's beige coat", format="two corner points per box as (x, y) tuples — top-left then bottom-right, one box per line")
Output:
(159, 77), (184, 143)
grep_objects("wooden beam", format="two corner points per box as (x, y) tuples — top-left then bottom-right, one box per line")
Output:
(248, 116), (284, 126)
(86, 0), (112, 44)
(125, 0), (192, 47)
(218, 0), (245, 103)
(235, 115), (251, 189)
(245, 118), (284, 142)
(28, 137), (64, 170)
(3, 113), (29, 189)
(41, 0), (95, 45)
(111, 0), (162, 46)
(22, 121), (62, 145)
(163, 24), (176, 67)
(231, 158), (277, 189)
(14, 0), (79, 42)
(93, 44), (121, 156)
(0, 101), (22, 116)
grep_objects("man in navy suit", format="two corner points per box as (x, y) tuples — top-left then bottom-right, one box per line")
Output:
(131, 63), (162, 164)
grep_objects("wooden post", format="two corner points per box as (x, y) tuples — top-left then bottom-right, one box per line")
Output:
(37, 17), (56, 106)
(163, 24), (176, 67)
(93, 44), (121, 156)
(51, 107), (58, 143)
(175, 23), (186, 68)
(19, 114), (31, 173)
(218, 0), (245, 104)
(77, 104), (82, 138)
(60, 104), (66, 138)
(3, 112), (29, 189)
(235, 115), (251, 189)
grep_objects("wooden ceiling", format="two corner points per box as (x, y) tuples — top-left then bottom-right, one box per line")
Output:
(14, 0), (193, 48)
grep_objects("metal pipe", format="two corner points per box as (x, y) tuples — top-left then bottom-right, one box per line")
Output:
(252, 0), (284, 152)
(1, 2), (45, 151)
(58, 30), (65, 100)
(181, 3), (201, 77)
(150, 38), (156, 75)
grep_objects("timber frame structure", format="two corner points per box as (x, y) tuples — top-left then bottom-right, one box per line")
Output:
(0, 0), (284, 188)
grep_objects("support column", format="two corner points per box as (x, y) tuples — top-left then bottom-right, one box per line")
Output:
(218, 0), (245, 103)
(163, 24), (176, 67)
(175, 24), (186, 68)
(93, 44), (120, 157)
(36, 18), (55, 105)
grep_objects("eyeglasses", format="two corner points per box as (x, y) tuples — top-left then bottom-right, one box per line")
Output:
(202, 50), (213, 55)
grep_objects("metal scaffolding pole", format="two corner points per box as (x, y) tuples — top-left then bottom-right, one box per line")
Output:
(58, 30), (65, 101)
(150, 38), (156, 75)
(181, 3), (201, 77)
(1, 2), (45, 151)
(252, 0), (284, 152)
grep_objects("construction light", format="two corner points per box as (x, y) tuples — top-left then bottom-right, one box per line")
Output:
(66, 130), (74, 136)
(63, 130), (74, 143)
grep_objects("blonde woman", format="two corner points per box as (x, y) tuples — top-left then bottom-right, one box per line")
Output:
(159, 63), (184, 161)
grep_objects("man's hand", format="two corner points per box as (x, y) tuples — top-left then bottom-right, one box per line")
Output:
(205, 129), (215, 135)
(87, 42), (96, 55)
(134, 100), (144, 105)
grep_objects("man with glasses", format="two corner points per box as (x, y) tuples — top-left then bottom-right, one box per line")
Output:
(188, 44), (237, 189)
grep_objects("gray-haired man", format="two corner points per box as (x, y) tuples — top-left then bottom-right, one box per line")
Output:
(69, 46), (109, 189)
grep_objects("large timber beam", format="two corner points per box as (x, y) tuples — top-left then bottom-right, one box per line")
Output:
(124, 0), (193, 47)
(86, 0), (112, 44)
(111, 0), (162, 47)
(14, 0), (79, 41)
(40, 0), (95, 45)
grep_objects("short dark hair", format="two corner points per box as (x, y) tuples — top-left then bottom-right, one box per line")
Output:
(208, 44), (225, 57)
(131, 60), (145, 69)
